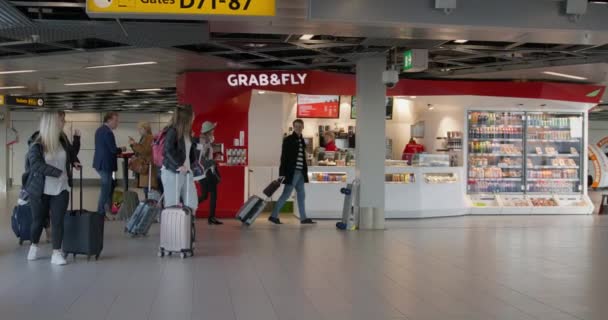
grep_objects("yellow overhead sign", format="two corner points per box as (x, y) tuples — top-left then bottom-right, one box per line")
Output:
(0, 95), (4, 106)
(87, 0), (275, 17)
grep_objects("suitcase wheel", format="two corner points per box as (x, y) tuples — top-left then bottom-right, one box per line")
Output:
(168, 252), (172, 256)
(180, 252), (187, 259)
(95, 254), (100, 261)
(158, 249), (165, 257)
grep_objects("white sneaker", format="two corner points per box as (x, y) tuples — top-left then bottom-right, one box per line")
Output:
(51, 250), (67, 266)
(27, 245), (40, 261)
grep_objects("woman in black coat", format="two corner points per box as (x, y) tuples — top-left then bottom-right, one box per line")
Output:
(25, 111), (81, 266)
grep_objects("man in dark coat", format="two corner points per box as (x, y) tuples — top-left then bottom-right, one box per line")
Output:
(93, 112), (124, 215)
(268, 119), (316, 225)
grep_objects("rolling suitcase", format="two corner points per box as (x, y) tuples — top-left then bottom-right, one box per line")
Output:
(126, 165), (162, 236)
(236, 178), (283, 226)
(11, 203), (32, 245)
(337, 179), (360, 231)
(236, 196), (266, 226)
(63, 169), (105, 261)
(117, 189), (139, 221)
(159, 173), (195, 259)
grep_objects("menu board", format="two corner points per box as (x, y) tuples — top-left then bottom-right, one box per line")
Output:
(297, 95), (340, 119)
(351, 97), (393, 120)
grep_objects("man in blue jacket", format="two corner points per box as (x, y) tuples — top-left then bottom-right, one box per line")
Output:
(93, 112), (125, 216)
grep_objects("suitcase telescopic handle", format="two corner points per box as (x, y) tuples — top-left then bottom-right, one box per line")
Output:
(69, 167), (84, 216)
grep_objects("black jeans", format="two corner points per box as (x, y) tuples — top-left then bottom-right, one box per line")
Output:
(30, 190), (69, 250)
(199, 180), (218, 219)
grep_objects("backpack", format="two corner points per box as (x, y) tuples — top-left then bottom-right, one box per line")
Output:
(152, 128), (168, 168)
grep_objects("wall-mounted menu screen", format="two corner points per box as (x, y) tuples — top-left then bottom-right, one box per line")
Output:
(297, 95), (340, 119)
(350, 97), (393, 120)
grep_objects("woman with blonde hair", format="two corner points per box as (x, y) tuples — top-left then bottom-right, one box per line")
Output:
(129, 121), (157, 199)
(25, 111), (80, 265)
(161, 105), (198, 210)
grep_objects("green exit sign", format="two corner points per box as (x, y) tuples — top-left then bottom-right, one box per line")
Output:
(403, 50), (414, 71)
(403, 49), (429, 72)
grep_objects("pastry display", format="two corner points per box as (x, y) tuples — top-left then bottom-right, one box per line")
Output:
(531, 198), (558, 207)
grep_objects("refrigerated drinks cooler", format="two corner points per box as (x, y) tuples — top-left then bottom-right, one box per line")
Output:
(467, 111), (593, 214)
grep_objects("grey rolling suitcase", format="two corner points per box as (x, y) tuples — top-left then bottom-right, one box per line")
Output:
(125, 165), (162, 236)
(117, 190), (139, 221)
(236, 196), (266, 226)
(236, 178), (282, 226)
(159, 173), (195, 259)
(337, 179), (360, 231)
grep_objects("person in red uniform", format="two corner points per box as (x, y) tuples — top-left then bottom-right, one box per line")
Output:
(402, 138), (425, 164)
(323, 131), (338, 152)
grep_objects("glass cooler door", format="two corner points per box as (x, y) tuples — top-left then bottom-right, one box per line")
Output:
(525, 112), (583, 194)
(467, 111), (525, 194)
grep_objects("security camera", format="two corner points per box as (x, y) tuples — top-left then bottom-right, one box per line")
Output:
(382, 69), (399, 89)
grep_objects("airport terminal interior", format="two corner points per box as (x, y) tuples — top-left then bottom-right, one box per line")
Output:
(2, 0), (608, 319)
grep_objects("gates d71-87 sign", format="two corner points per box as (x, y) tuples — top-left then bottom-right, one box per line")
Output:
(87, 0), (275, 18)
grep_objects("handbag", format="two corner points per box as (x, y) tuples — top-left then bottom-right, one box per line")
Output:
(128, 156), (149, 175)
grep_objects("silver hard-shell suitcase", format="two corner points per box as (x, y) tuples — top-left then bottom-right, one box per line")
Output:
(236, 195), (266, 226)
(338, 179), (360, 231)
(159, 173), (195, 259)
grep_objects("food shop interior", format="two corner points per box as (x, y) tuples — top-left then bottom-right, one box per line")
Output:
(247, 92), (595, 219)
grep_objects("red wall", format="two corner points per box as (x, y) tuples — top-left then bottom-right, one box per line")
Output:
(178, 70), (605, 218)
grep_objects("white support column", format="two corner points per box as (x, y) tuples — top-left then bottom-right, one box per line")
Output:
(355, 56), (386, 230)
(0, 107), (10, 196)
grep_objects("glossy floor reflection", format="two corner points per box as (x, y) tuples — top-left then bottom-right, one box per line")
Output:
(1, 187), (608, 320)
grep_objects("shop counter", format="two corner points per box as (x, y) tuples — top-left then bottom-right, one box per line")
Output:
(291, 166), (467, 219)
(384, 166), (468, 218)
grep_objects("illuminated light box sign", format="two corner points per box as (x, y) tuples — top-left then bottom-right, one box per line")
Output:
(0, 95), (44, 107)
(227, 72), (307, 87)
(87, 0), (276, 18)
(297, 95), (340, 119)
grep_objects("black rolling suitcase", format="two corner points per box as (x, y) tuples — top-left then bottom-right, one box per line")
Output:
(63, 169), (104, 261)
(236, 178), (284, 226)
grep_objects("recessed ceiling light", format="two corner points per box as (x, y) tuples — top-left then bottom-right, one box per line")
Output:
(0, 70), (36, 75)
(542, 71), (588, 81)
(299, 34), (315, 40)
(245, 43), (267, 48)
(0, 85), (26, 90)
(258, 90), (266, 94)
(64, 81), (118, 86)
(590, 1), (608, 4)
(86, 61), (157, 69)
(136, 88), (163, 92)
(121, 90), (131, 93)
(454, 40), (468, 44)
(410, 96), (417, 99)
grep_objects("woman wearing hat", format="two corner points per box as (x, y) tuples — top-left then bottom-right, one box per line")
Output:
(194, 121), (222, 225)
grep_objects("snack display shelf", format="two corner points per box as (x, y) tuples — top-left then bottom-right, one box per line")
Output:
(469, 165), (521, 169)
(468, 154), (522, 157)
(529, 166), (579, 169)
(527, 154), (579, 157)
(469, 138), (522, 142)
(469, 194), (502, 214)
(527, 139), (581, 143)
(469, 178), (521, 181)
(527, 178), (579, 182)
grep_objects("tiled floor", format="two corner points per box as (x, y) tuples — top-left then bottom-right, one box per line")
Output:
(2, 187), (608, 320)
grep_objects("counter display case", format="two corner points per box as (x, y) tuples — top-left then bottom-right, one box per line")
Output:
(308, 172), (348, 183)
(412, 154), (450, 167)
